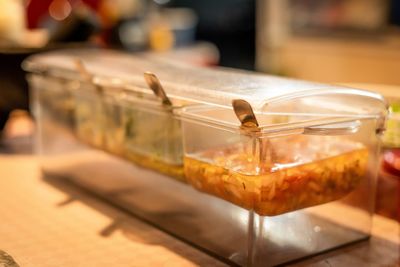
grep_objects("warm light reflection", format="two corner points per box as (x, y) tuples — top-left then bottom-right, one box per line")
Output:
(49, 0), (72, 21)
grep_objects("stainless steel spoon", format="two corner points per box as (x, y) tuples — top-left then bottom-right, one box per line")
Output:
(232, 99), (259, 129)
(144, 71), (173, 107)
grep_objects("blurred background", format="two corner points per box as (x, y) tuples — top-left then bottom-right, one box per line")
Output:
(0, 0), (399, 220)
(2, 0), (400, 121)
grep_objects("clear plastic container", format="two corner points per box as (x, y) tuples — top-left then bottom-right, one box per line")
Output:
(74, 81), (105, 148)
(27, 73), (76, 130)
(121, 96), (185, 179)
(173, 75), (386, 217)
(89, 78), (186, 179)
(24, 49), (387, 266)
(182, 107), (375, 216)
(74, 80), (127, 155)
(72, 79), (187, 180)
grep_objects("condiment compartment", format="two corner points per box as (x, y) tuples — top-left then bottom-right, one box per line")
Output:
(121, 96), (185, 180)
(74, 82), (105, 148)
(28, 73), (76, 130)
(74, 79), (186, 180)
(182, 106), (378, 216)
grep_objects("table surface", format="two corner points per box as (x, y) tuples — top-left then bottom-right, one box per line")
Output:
(0, 155), (398, 267)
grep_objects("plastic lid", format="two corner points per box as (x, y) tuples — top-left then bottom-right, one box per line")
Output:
(23, 48), (387, 118)
(23, 49), (155, 85)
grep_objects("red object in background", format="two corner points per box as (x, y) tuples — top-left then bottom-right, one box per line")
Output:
(377, 149), (400, 222)
(26, 0), (100, 28)
(382, 149), (400, 176)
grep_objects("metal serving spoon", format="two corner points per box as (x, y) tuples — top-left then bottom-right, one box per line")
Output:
(144, 71), (173, 107)
(232, 99), (271, 167)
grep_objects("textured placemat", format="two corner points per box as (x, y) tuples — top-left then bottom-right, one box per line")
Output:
(0, 155), (226, 267)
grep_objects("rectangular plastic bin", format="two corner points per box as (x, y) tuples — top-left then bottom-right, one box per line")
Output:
(182, 110), (370, 216)
(121, 94), (185, 179)
(27, 73), (76, 130)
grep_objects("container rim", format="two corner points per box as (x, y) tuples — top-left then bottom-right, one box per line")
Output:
(180, 105), (382, 136)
